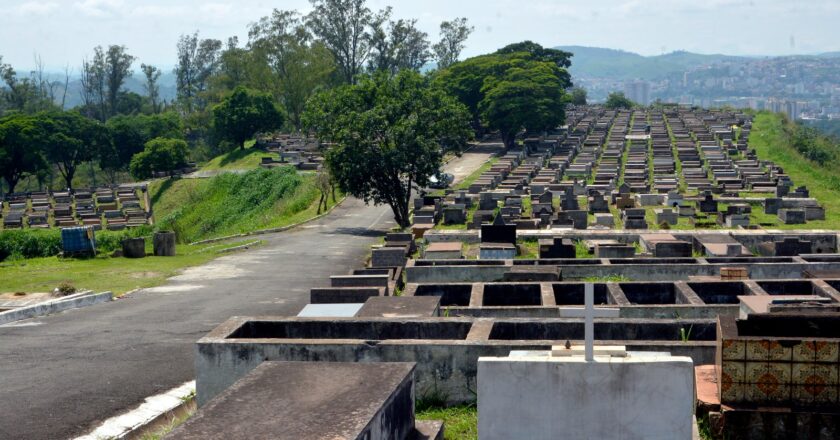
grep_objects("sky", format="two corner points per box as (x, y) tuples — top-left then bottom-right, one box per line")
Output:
(2, 0), (840, 72)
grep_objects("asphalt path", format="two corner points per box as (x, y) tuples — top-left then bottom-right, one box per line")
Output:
(0, 145), (499, 440)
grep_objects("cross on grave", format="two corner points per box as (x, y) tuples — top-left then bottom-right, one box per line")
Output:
(552, 282), (626, 359)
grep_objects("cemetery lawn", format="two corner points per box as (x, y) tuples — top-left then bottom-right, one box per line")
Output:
(0, 239), (259, 297)
(749, 112), (840, 229)
(416, 405), (477, 440)
(199, 140), (275, 171)
(454, 156), (499, 190)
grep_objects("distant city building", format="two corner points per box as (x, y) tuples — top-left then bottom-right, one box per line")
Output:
(624, 80), (650, 106)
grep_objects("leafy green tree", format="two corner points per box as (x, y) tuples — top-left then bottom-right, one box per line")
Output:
(435, 43), (572, 141)
(0, 114), (48, 193)
(141, 64), (162, 113)
(212, 86), (284, 149)
(570, 87), (588, 105)
(432, 18), (473, 69)
(368, 7), (431, 74)
(605, 92), (635, 109)
(129, 138), (189, 180)
(103, 113), (183, 177)
(307, 0), (373, 84)
(303, 70), (472, 227)
(175, 32), (223, 113)
(479, 60), (569, 148)
(38, 111), (110, 189)
(248, 9), (336, 129)
(495, 41), (573, 69)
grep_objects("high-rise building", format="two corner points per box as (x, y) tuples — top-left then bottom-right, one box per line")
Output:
(624, 80), (650, 106)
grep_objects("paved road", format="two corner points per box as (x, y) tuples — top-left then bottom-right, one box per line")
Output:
(0, 148), (497, 440)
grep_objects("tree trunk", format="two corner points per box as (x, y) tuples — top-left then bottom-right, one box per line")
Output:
(501, 131), (516, 150)
(5, 177), (18, 194)
(63, 166), (76, 190)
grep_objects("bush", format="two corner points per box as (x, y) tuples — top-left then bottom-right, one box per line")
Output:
(0, 229), (62, 261)
(0, 226), (153, 262)
(55, 281), (76, 296)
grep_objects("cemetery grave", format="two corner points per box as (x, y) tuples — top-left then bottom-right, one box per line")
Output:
(182, 105), (840, 440)
(257, 133), (325, 171)
(0, 184), (150, 231)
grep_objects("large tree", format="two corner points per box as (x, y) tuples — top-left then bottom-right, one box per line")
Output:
(307, 0), (373, 84)
(141, 64), (162, 113)
(129, 138), (189, 180)
(435, 42), (573, 141)
(212, 86), (284, 149)
(303, 70), (472, 227)
(248, 9), (336, 129)
(479, 60), (570, 148)
(368, 8), (431, 74)
(0, 114), (48, 193)
(104, 45), (136, 118)
(605, 91), (635, 109)
(175, 32), (223, 113)
(432, 18), (473, 69)
(102, 112), (183, 178)
(38, 111), (109, 189)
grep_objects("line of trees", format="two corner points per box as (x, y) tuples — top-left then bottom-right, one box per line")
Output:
(2, 0), (579, 227)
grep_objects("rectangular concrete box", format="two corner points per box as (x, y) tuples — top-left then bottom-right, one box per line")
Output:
(478, 354), (695, 440)
(195, 317), (716, 405)
(168, 361), (417, 440)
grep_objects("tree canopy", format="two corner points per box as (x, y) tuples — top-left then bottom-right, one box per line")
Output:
(129, 138), (189, 180)
(0, 114), (48, 193)
(434, 42), (573, 147)
(212, 86), (284, 149)
(605, 91), (635, 109)
(303, 70), (472, 227)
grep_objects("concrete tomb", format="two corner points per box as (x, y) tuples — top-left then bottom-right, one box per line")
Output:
(478, 285), (695, 440)
(169, 361), (443, 440)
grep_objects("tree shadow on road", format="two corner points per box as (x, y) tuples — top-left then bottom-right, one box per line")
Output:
(329, 227), (387, 238)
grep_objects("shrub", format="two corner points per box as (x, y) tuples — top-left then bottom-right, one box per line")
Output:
(55, 281), (76, 296)
(0, 226), (153, 262)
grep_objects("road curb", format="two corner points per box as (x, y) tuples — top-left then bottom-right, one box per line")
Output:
(189, 196), (347, 246)
(73, 381), (196, 440)
(0, 291), (113, 325)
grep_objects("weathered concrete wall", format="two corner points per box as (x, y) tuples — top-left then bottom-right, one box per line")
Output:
(194, 317), (716, 405)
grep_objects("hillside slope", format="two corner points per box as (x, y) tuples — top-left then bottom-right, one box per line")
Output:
(557, 46), (747, 79)
(750, 112), (840, 229)
(150, 167), (337, 242)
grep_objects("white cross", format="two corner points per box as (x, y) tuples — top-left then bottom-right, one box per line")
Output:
(584, 282), (594, 361)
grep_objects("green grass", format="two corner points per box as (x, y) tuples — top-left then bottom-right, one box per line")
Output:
(0, 239), (258, 296)
(516, 239), (539, 259)
(749, 112), (840, 229)
(150, 167), (340, 243)
(454, 157), (499, 190)
(199, 140), (273, 171)
(416, 405), (477, 440)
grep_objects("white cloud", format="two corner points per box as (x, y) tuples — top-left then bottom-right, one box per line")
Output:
(131, 4), (188, 18)
(16, 1), (59, 15)
(73, 0), (125, 18)
(200, 2), (233, 17)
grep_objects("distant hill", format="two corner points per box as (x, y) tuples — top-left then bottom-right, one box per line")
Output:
(555, 46), (748, 80)
(59, 71), (177, 109)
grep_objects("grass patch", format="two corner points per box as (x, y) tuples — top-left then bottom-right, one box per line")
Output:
(150, 167), (339, 243)
(199, 140), (270, 171)
(516, 239), (539, 259)
(416, 404), (477, 440)
(750, 112), (840, 229)
(0, 239), (259, 296)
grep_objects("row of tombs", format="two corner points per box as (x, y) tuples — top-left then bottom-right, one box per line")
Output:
(168, 230), (840, 439)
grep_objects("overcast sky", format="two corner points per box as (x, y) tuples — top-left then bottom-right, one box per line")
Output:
(2, 0), (840, 71)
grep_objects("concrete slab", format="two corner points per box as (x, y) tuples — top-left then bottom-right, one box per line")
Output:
(170, 362), (416, 440)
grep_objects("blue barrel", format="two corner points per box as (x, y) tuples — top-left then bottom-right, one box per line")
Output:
(61, 226), (96, 254)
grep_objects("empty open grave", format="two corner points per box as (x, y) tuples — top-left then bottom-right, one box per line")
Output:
(486, 320), (716, 341)
(482, 283), (543, 306)
(687, 281), (752, 304)
(551, 283), (611, 305)
(413, 284), (472, 306)
(227, 320), (473, 340)
(618, 282), (683, 304)
(756, 280), (819, 296)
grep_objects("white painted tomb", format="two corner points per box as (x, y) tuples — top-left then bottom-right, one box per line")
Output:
(478, 284), (696, 440)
